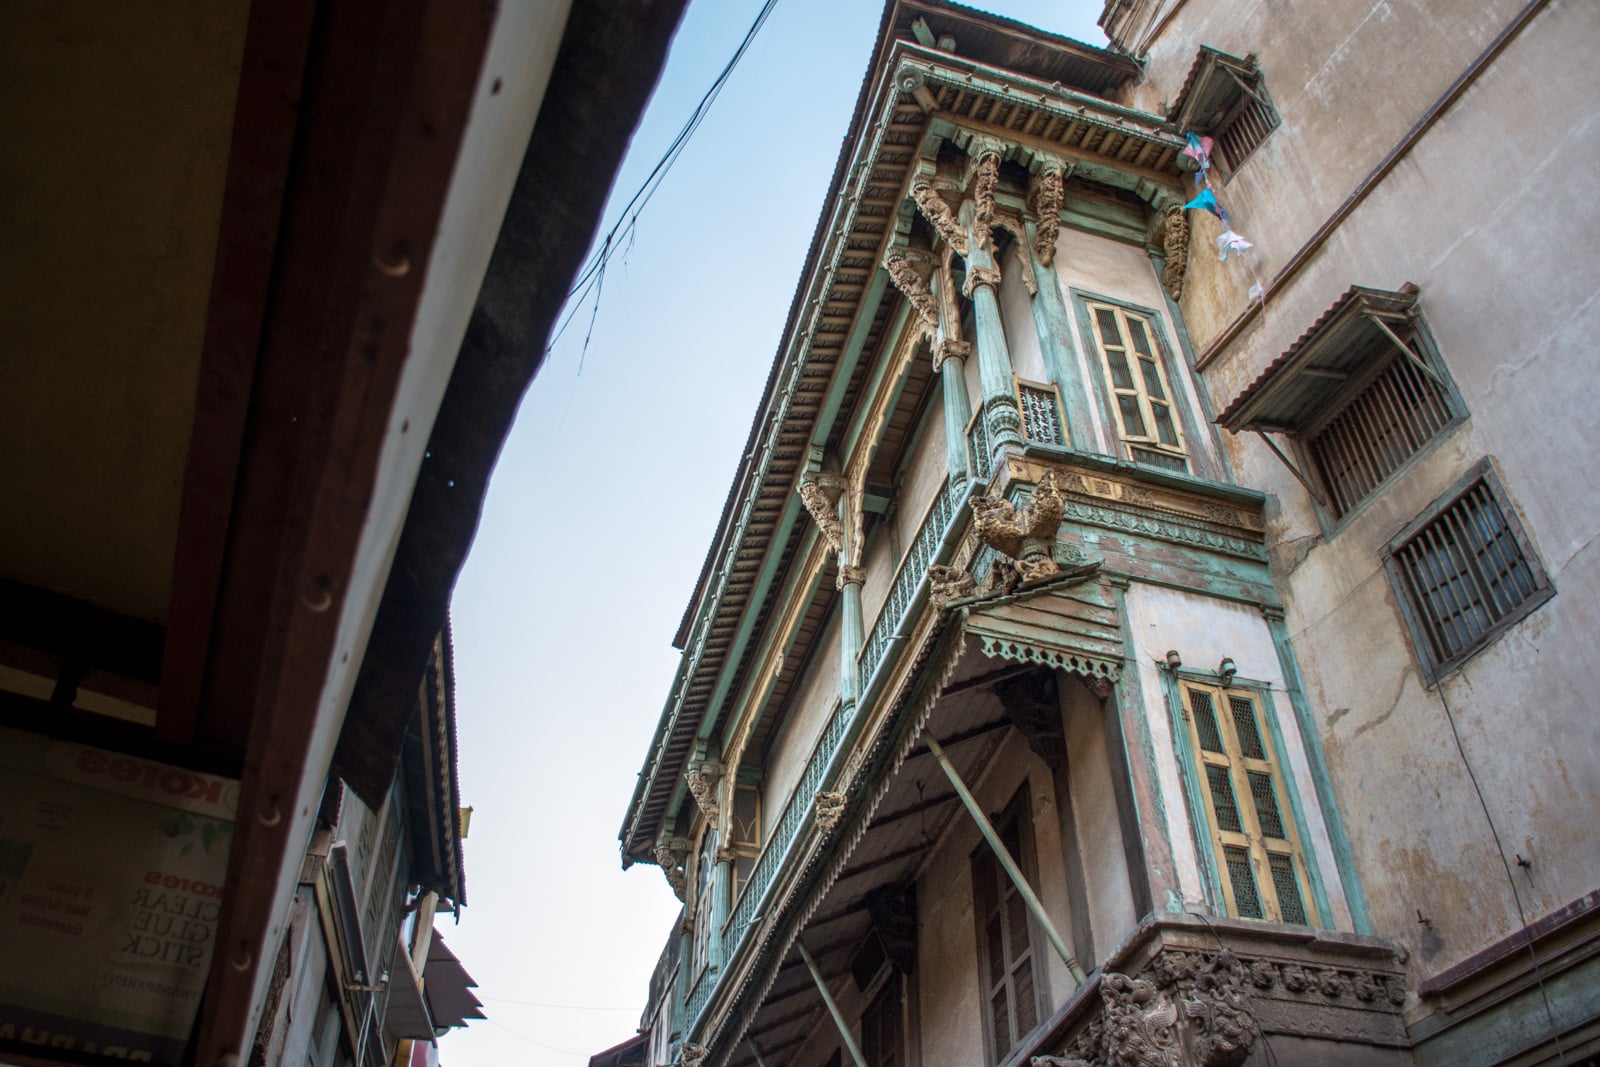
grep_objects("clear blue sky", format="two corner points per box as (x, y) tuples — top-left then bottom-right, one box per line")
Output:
(444, 2), (1107, 1062)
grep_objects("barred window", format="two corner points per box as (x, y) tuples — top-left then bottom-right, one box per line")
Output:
(1386, 464), (1553, 681)
(1182, 682), (1312, 925)
(1015, 378), (1067, 446)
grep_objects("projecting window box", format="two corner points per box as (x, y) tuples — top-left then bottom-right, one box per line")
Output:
(1218, 283), (1467, 532)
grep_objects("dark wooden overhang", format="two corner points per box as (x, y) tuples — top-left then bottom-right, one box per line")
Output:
(401, 625), (466, 911)
(1217, 284), (1422, 433)
(621, 3), (1185, 868)
(1167, 45), (1266, 128)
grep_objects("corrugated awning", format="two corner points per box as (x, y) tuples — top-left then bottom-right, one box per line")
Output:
(1217, 284), (1422, 433)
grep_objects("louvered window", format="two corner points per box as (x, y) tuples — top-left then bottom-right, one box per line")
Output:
(972, 791), (1045, 1064)
(1182, 683), (1312, 925)
(1385, 464), (1553, 681)
(1015, 378), (1067, 446)
(1085, 301), (1188, 472)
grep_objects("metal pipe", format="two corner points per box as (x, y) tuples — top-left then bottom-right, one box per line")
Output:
(746, 1039), (771, 1067)
(924, 733), (1088, 985)
(797, 941), (868, 1067)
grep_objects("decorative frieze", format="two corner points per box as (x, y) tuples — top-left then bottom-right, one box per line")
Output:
(1182, 952), (1259, 1067)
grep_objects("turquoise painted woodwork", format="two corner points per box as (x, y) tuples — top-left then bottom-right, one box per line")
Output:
(940, 356), (972, 491)
(1156, 668), (1226, 911)
(1109, 579), (1176, 907)
(1024, 220), (1096, 449)
(1264, 606), (1373, 934)
(813, 268), (892, 451)
(1255, 676), (1336, 928)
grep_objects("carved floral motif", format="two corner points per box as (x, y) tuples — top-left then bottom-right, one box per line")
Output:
(883, 249), (940, 329)
(1029, 161), (1066, 267)
(911, 176), (967, 254)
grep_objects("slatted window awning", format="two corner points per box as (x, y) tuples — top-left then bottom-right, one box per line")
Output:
(1218, 284), (1426, 434)
(1168, 47), (1279, 171)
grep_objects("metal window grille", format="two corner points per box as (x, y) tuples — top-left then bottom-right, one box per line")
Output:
(1269, 855), (1308, 924)
(1190, 689), (1224, 752)
(1205, 765), (1242, 833)
(1228, 695), (1266, 759)
(1392, 477), (1544, 670)
(1247, 771), (1286, 839)
(1308, 345), (1454, 516)
(1224, 847), (1263, 919)
(1016, 382), (1065, 445)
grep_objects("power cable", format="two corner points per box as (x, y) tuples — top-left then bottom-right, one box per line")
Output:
(545, 0), (784, 365)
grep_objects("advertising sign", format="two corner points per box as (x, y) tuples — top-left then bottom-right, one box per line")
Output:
(0, 726), (237, 1063)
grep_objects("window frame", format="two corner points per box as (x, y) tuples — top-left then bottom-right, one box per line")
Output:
(969, 788), (1048, 1066)
(1072, 291), (1208, 478)
(1382, 458), (1555, 684)
(1167, 675), (1323, 927)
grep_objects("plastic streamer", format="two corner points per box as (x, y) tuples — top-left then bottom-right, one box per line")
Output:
(1182, 132), (1265, 317)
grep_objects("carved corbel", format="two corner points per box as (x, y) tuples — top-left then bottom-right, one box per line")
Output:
(1099, 972), (1181, 1066)
(969, 470), (1067, 583)
(1181, 951), (1260, 1067)
(814, 790), (846, 833)
(1027, 159), (1068, 267)
(927, 563), (977, 608)
(684, 760), (723, 825)
(911, 174), (968, 255)
(797, 472), (847, 556)
(1152, 204), (1190, 301)
(653, 835), (691, 901)
(678, 1043), (709, 1067)
(967, 138), (1005, 245)
(883, 247), (940, 330)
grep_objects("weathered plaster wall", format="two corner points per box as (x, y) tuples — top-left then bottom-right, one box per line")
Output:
(999, 257), (1047, 384)
(762, 620), (842, 842)
(1122, 583), (1354, 931)
(1161, 0), (1600, 989)
(1060, 679), (1138, 966)
(1126, 0), (1532, 349)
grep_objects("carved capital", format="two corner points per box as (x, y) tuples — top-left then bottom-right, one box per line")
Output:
(1154, 204), (1190, 301)
(1028, 160), (1067, 267)
(931, 336), (972, 373)
(961, 262), (1003, 298)
(883, 248), (940, 329)
(836, 563), (867, 590)
(684, 760), (722, 825)
(814, 790), (846, 833)
(714, 843), (739, 865)
(797, 472), (846, 556)
(911, 176), (968, 255)
(927, 563), (977, 609)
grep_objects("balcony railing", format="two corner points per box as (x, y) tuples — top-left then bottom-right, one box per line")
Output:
(688, 474), (970, 1039)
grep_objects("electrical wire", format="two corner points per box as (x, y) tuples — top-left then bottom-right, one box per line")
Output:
(545, 0), (784, 365)
(1437, 681), (1569, 1064)
(480, 994), (636, 1013)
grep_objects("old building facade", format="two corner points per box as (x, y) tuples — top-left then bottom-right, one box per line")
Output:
(614, 2), (1598, 1066)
